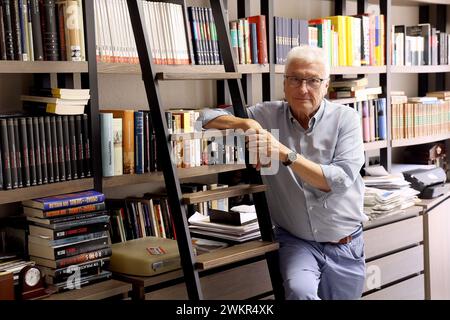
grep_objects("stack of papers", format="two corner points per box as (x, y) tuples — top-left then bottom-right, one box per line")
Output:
(363, 173), (411, 189)
(188, 212), (260, 242)
(364, 187), (421, 220)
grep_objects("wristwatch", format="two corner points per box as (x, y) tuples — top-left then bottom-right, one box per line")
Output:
(282, 151), (297, 166)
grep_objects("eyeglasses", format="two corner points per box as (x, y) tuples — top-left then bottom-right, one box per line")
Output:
(284, 76), (327, 89)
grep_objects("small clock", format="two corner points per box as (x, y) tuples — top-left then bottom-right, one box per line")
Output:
(18, 265), (48, 300)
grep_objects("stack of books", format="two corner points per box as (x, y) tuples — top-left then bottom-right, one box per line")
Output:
(22, 190), (112, 291)
(21, 88), (90, 115)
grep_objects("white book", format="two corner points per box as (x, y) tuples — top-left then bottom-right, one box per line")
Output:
(113, 118), (123, 176)
(100, 113), (115, 177)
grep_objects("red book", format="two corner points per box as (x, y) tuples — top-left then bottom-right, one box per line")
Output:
(247, 15), (268, 64)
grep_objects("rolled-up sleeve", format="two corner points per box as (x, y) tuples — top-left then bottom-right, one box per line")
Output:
(320, 110), (365, 194)
(198, 107), (234, 128)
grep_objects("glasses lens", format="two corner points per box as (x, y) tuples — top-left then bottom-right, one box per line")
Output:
(306, 79), (321, 89)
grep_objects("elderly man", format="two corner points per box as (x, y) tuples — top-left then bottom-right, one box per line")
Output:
(199, 45), (367, 300)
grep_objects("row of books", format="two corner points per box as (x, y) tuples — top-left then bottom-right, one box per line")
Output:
(391, 95), (450, 140)
(346, 98), (387, 143)
(107, 195), (176, 243)
(0, 0), (85, 61)
(229, 16), (267, 65)
(391, 24), (450, 66)
(0, 114), (91, 190)
(100, 110), (158, 177)
(275, 14), (385, 67)
(22, 190), (112, 290)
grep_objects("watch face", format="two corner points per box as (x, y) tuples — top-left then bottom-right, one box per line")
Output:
(288, 152), (297, 162)
(25, 267), (41, 287)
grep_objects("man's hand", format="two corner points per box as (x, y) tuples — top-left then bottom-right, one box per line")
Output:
(246, 128), (291, 170)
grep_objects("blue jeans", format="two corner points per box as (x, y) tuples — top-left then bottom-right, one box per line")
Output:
(276, 227), (366, 300)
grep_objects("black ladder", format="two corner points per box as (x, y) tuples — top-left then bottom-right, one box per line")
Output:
(126, 0), (284, 300)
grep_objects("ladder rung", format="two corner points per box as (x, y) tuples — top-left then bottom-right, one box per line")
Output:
(170, 129), (236, 141)
(195, 240), (279, 271)
(182, 184), (267, 205)
(155, 72), (241, 81)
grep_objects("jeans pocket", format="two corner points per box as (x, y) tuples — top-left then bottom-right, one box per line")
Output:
(349, 236), (365, 260)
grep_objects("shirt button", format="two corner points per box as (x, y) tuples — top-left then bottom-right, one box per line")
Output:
(309, 206), (313, 211)
(313, 229), (318, 233)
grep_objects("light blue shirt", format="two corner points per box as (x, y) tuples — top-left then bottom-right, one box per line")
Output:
(199, 99), (368, 242)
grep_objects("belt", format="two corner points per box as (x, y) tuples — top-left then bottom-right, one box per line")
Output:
(328, 226), (363, 245)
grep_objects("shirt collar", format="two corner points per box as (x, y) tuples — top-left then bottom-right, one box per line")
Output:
(287, 99), (326, 131)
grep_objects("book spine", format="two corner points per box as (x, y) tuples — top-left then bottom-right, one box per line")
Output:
(43, 202), (106, 218)
(56, 247), (112, 268)
(29, 0), (43, 60)
(55, 115), (66, 181)
(10, 0), (23, 60)
(45, 209), (106, 224)
(134, 111), (143, 174)
(75, 114), (84, 178)
(26, 117), (36, 185)
(52, 258), (106, 278)
(49, 116), (59, 182)
(32, 117), (43, 184)
(6, 118), (18, 188)
(82, 114), (91, 177)
(42, 0), (58, 60)
(52, 237), (109, 260)
(44, 116), (54, 183)
(68, 115), (77, 179)
(100, 113), (114, 177)
(65, 0), (81, 61)
(38, 116), (48, 183)
(2, 0), (14, 59)
(18, 118), (30, 186)
(55, 0), (65, 60)
(0, 119), (12, 189)
(0, 4), (8, 60)
(62, 115), (71, 180)
(12, 118), (22, 187)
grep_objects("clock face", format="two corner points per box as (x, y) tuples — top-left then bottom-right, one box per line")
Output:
(25, 267), (41, 287)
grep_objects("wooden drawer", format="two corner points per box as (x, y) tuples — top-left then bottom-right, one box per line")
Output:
(145, 260), (272, 300)
(362, 274), (425, 300)
(364, 245), (423, 292)
(364, 216), (423, 260)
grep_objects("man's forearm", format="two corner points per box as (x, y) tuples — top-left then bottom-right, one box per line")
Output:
(204, 115), (262, 131)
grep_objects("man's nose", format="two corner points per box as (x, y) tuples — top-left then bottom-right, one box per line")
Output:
(298, 80), (308, 92)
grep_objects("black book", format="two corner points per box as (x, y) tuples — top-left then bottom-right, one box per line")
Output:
(62, 115), (71, 180)
(0, 142), (2, 189)
(0, 119), (12, 189)
(41, 0), (58, 61)
(0, 3), (7, 60)
(32, 117), (43, 184)
(29, 219), (110, 239)
(1, 0), (14, 59)
(6, 118), (18, 188)
(55, 115), (65, 181)
(18, 117), (30, 187)
(44, 116), (54, 183)
(148, 114), (156, 172)
(26, 117), (36, 185)
(143, 112), (150, 172)
(28, 0), (43, 60)
(41, 257), (110, 281)
(38, 117), (48, 183)
(49, 116), (59, 182)
(12, 118), (22, 187)
(82, 114), (91, 176)
(10, 0), (22, 60)
(68, 115), (77, 179)
(75, 114), (84, 178)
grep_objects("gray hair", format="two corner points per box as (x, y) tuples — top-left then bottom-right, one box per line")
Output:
(285, 45), (330, 78)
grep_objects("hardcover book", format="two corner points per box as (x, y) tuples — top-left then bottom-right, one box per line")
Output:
(22, 190), (105, 210)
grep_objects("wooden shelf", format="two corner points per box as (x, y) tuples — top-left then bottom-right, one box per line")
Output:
(275, 64), (386, 75)
(43, 279), (132, 300)
(0, 178), (94, 205)
(195, 240), (279, 270)
(364, 140), (388, 151)
(103, 164), (246, 189)
(391, 133), (450, 147)
(0, 61), (88, 73)
(391, 65), (450, 73)
(97, 63), (268, 75)
(183, 184), (267, 205)
(156, 72), (241, 80)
